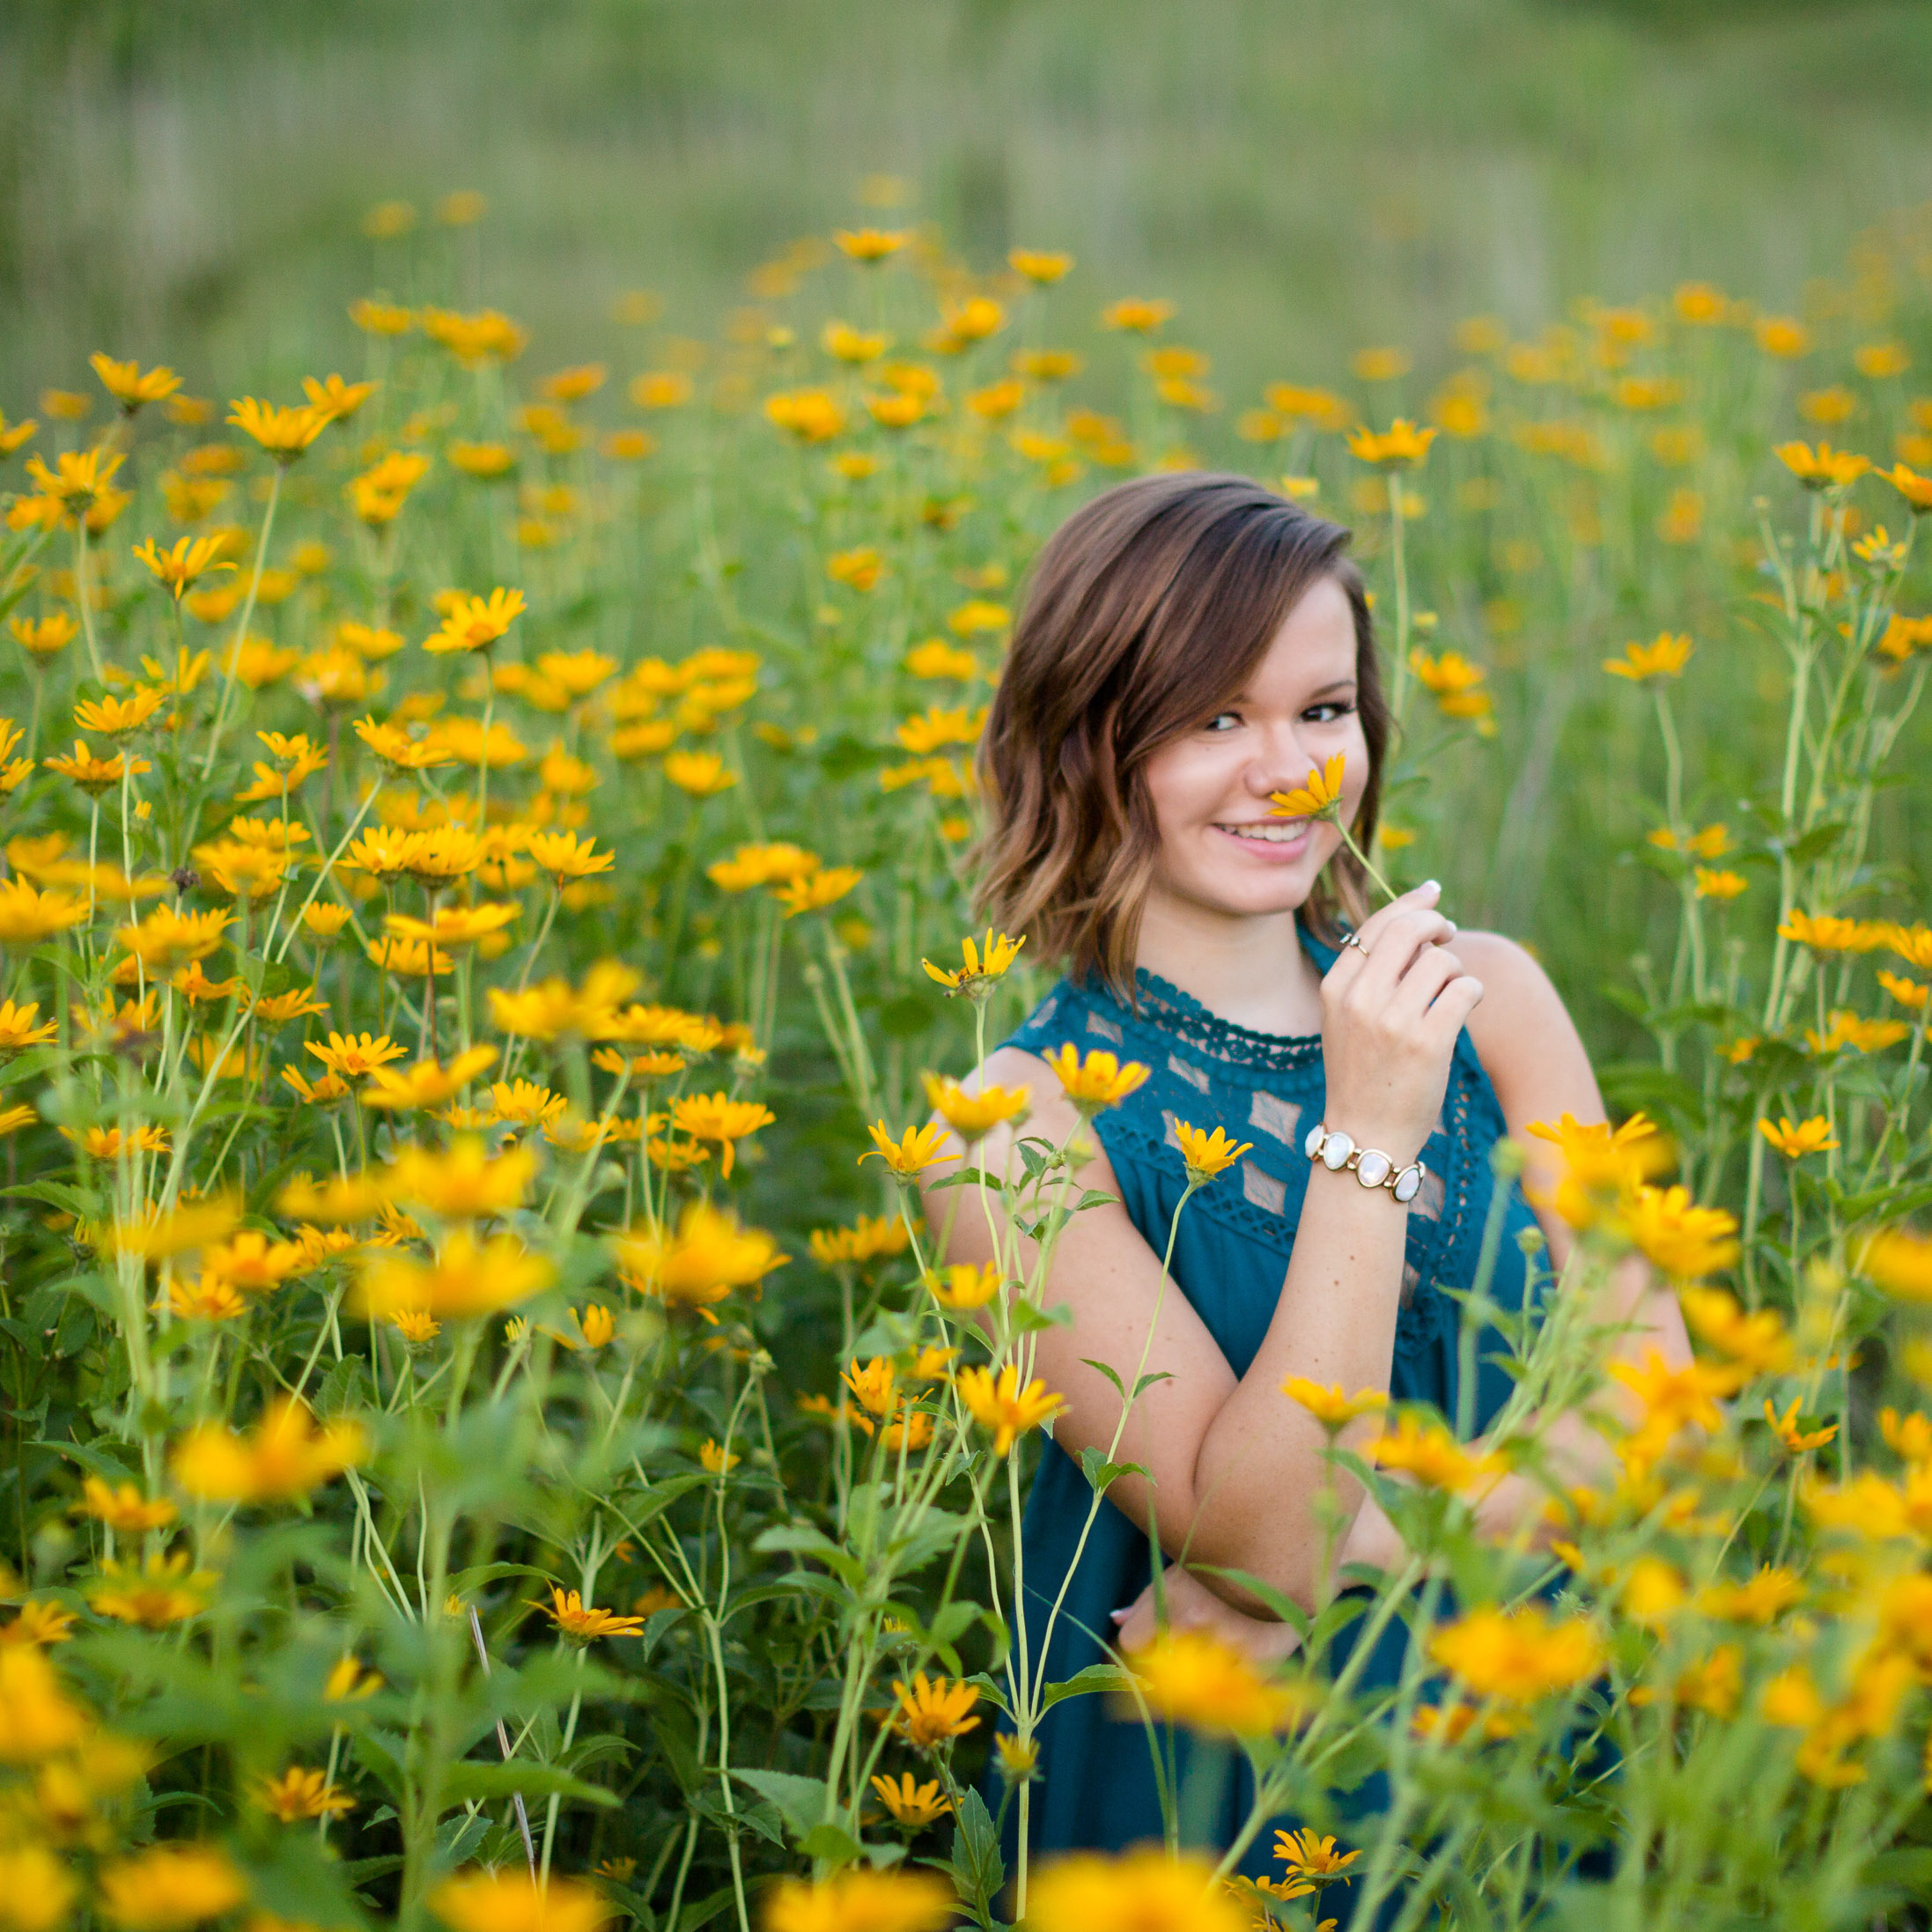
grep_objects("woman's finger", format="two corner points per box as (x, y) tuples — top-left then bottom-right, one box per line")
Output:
(1350, 879), (1443, 952)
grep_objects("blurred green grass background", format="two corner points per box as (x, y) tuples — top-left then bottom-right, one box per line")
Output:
(4, 0), (1931, 398)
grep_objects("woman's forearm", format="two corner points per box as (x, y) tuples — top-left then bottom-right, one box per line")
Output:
(1177, 1163), (1413, 1610)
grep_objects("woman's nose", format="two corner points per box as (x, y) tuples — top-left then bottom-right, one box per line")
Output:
(1246, 723), (1318, 795)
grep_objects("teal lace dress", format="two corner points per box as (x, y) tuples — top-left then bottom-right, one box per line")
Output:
(991, 930), (1544, 1874)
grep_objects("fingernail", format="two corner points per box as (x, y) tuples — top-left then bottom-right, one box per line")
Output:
(1110, 1608), (1130, 1623)
(1422, 879), (1442, 894)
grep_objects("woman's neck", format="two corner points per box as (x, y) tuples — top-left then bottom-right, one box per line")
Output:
(1132, 889), (1325, 1036)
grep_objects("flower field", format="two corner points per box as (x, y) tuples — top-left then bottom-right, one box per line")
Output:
(0, 199), (1930, 1932)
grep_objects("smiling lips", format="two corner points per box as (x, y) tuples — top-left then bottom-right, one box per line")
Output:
(1216, 819), (1309, 844)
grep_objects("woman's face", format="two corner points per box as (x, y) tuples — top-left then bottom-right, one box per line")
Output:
(1140, 574), (1371, 925)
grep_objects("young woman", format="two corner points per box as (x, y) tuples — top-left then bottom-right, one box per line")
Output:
(923, 472), (1690, 1869)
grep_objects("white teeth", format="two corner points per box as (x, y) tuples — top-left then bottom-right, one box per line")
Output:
(1219, 822), (1304, 843)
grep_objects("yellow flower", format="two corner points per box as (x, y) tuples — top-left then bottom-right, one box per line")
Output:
(0, 1644), (90, 1759)
(1861, 1228), (1932, 1301)
(954, 1363), (1063, 1454)
(1368, 1414), (1506, 1493)
(87, 1550), (216, 1628)
(808, 1214), (910, 1269)
(922, 1073), (1031, 1140)
(305, 1029), (406, 1081)
(925, 1262), (1004, 1310)
(1678, 1287), (1792, 1375)
(1029, 1849), (1247, 1932)
(24, 444), (124, 514)
(834, 227), (910, 262)
(1282, 1377), (1388, 1432)
(1130, 1627), (1309, 1736)
(870, 1770), (954, 1827)
(1173, 1121), (1254, 1183)
(325, 1654), (384, 1701)
(1619, 1557), (1687, 1631)
(1775, 440), (1869, 490)
(74, 1477), (178, 1533)
(1428, 1604), (1604, 1707)
(1758, 1114), (1838, 1158)
(1347, 418), (1437, 468)
(0, 999), (56, 1055)
(133, 534), (235, 600)
(1882, 461), (1932, 514)
(357, 1228), (554, 1320)
(1008, 248), (1073, 283)
(774, 865), (862, 916)
(361, 1044), (500, 1111)
(0, 877), (88, 943)
(921, 928), (1025, 998)
(1617, 1184), (1740, 1279)
(227, 395), (332, 459)
(1040, 1043), (1151, 1112)
(664, 749), (736, 797)
(1806, 1009), (1910, 1056)
(860, 1120), (958, 1176)
(92, 354), (181, 412)
(1274, 1828), (1361, 1890)
(1878, 970), (1928, 1011)
(892, 1670), (980, 1746)
(698, 1439), (740, 1474)
(424, 587), (527, 654)
(762, 1869), (954, 1932)
(1268, 751), (1347, 821)
(430, 1870), (613, 1932)
(253, 1765), (355, 1820)
(536, 1587), (646, 1645)
(1777, 908), (1885, 953)
(614, 1201), (788, 1313)
(1604, 633), (1693, 681)
(1702, 1561), (1807, 1623)
(0, 1846), (76, 1930)
(44, 737), (147, 797)
(1694, 867), (1747, 900)
(668, 1093), (776, 1176)
(97, 1844), (246, 1929)
(9, 612), (77, 659)
(763, 388), (845, 442)
(1101, 298), (1176, 333)
(171, 1395), (365, 1502)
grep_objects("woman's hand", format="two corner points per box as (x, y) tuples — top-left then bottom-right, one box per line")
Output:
(1110, 1562), (1304, 1663)
(1319, 880), (1485, 1166)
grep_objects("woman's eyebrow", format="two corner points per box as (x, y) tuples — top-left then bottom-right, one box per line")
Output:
(1304, 678), (1357, 700)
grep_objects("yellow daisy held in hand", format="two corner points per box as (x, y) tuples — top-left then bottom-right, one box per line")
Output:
(1174, 1121), (1252, 1184)
(1282, 1376), (1389, 1433)
(922, 927), (1025, 999)
(861, 1119), (957, 1176)
(955, 1362), (1064, 1454)
(1270, 752), (1346, 822)
(1040, 1043), (1150, 1113)
(922, 1073), (1031, 1140)
(1758, 1115), (1838, 1159)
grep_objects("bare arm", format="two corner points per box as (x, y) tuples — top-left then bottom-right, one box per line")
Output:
(925, 884), (1478, 1616)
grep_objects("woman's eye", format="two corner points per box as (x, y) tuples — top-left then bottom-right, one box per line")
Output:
(1204, 712), (1241, 733)
(1302, 701), (1355, 724)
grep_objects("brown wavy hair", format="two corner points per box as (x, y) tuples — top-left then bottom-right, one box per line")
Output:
(973, 471), (1388, 995)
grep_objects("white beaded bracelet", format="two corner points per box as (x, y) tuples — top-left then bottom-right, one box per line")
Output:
(1302, 1122), (1427, 1203)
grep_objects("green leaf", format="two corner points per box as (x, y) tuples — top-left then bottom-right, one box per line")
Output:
(1040, 1663), (1131, 1710)
(731, 1766), (832, 1843)
(797, 1822), (864, 1866)
(1078, 1446), (1147, 1496)
(1007, 1298), (1072, 1334)
(949, 1787), (1006, 1914)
